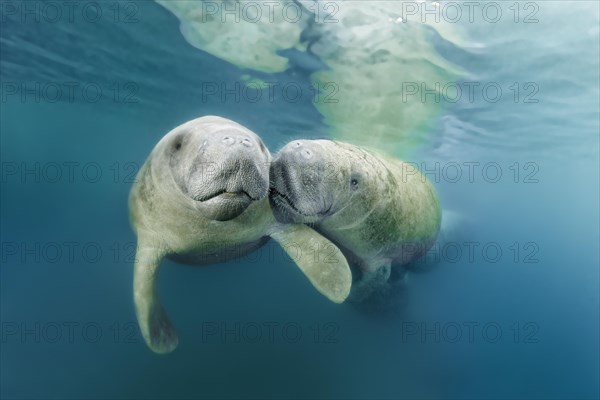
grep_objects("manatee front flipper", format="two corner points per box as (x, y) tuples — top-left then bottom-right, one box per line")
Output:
(270, 224), (352, 303)
(349, 263), (392, 303)
(133, 241), (178, 354)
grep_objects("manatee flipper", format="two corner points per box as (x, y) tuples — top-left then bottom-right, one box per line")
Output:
(270, 224), (352, 303)
(133, 241), (178, 354)
(349, 262), (392, 303)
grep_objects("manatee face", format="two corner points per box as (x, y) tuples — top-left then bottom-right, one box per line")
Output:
(270, 140), (370, 224)
(161, 117), (270, 221)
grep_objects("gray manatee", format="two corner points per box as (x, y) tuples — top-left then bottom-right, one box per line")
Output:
(269, 140), (441, 302)
(129, 117), (351, 353)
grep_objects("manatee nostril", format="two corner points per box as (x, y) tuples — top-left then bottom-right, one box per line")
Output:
(293, 141), (302, 148)
(241, 138), (253, 147)
(222, 136), (235, 146)
(301, 149), (312, 159)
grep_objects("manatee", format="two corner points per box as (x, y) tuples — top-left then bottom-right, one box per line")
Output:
(129, 118), (351, 353)
(269, 140), (441, 302)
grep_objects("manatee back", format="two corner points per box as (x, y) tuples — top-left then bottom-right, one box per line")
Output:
(384, 156), (441, 264)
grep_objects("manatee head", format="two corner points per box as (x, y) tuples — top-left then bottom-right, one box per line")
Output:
(154, 116), (270, 221)
(270, 140), (375, 224)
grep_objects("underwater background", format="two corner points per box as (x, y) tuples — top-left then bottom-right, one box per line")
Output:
(1, 1), (598, 398)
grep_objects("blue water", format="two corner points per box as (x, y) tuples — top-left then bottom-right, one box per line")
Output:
(1, 1), (599, 399)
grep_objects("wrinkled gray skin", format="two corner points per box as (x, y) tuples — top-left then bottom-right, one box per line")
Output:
(270, 140), (441, 302)
(129, 117), (352, 354)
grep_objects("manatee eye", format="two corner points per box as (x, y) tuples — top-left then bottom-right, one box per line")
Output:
(171, 132), (187, 152)
(350, 178), (359, 191)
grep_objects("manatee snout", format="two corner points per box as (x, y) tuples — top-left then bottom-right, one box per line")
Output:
(269, 140), (335, 222)
(171, 125), (270, 221)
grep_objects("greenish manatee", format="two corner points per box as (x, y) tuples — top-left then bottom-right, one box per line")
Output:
(129, 117), (351, 354)
(269, 140), (441, 302)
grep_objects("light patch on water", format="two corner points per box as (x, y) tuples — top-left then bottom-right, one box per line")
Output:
(305, 1), (464, 154)
(154, 0), (465, 156)
(156, 0), (310, 73)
